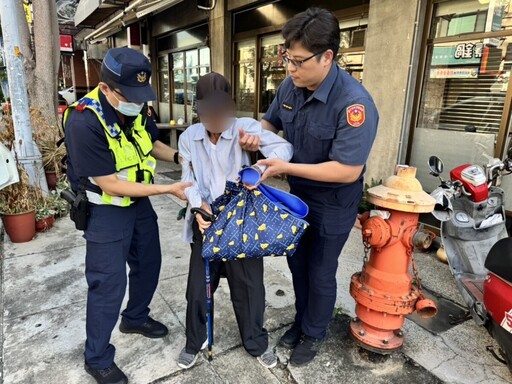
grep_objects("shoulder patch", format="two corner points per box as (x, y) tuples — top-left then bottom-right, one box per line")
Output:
(346, 104), (365, 128)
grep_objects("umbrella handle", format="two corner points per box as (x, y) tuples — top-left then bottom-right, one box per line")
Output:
(191, 207), (217, 222)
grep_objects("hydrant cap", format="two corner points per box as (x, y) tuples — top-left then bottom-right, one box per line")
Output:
(366, 165), (436, 213)
(384, 166), (423, 192)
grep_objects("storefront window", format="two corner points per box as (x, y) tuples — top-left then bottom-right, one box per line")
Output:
(409, 0), (512, 192)
(234, 40), (256, 117)
(232, 8), (369, 118)
(259, 34), (286, 118)
(158, 56), (169, 103)
(171, 48), (210, 124)
(338, 17), (367, 82)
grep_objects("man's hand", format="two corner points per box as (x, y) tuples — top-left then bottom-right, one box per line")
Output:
(257, 158), (290, 182)
(239, 128), (260, 152)
(168, 182), (192, 200)
(195, 202), (213, 233)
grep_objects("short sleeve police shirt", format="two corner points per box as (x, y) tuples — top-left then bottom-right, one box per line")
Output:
(65, 90), (158, 191)
(263, 65), (378, 233)
(263, 64), (379, 188)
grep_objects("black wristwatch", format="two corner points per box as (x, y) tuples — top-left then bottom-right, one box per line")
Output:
(173, 151), (180, 164)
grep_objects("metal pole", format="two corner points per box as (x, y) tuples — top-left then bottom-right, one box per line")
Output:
(0, 0), (48, 193)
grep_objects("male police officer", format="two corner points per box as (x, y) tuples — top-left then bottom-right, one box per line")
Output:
(240, 8), (378, 366)
(64, 48), (190, 384)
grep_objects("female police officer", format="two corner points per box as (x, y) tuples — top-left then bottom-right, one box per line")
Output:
(64, 47), (190, 384)
(240, 8), (379, 366)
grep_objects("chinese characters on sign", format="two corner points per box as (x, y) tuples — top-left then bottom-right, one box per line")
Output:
(430, 67), (479, 79)
(454, 42), (484, 60)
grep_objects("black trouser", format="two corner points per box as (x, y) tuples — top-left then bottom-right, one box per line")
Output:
(185, 220), (268, 356)
(84, 197), (161, 369)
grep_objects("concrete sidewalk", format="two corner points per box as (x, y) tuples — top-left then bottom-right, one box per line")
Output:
(1, 170), (511, 384)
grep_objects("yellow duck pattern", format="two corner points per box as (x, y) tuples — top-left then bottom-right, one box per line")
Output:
(201, 181), (309, 261)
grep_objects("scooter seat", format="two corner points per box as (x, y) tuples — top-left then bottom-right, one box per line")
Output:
(485, 237), (512, 283)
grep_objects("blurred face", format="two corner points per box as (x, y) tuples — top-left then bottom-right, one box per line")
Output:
(200, 110), (234, 135)
(283, 42), (334, 90)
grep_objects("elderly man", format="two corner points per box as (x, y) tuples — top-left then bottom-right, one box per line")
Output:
(177, 72), (293, 370)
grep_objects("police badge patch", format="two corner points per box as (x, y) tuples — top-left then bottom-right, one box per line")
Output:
(137, 71), (147, 83)
(346, 104), (365, 128)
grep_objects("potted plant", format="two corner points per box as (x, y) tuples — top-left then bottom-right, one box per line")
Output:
(52, 177), (71, 218)
(31, 109), (66, 189)
(35, 197), (56, 232)
(0, 165), (36, 243)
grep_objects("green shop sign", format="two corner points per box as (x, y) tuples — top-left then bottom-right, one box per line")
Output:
(431, 43), (484, 66)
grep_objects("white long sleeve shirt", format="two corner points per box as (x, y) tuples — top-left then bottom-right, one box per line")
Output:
(178, 117), (293, 243)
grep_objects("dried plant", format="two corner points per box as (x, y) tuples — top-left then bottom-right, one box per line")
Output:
(0, 113), (15, 146)
(0, 163), (36, 215)
(0, 109), (66, 175)
(31, 109), (65, 175)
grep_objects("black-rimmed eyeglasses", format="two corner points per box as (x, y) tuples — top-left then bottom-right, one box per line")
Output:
(281, 50), (324, 68)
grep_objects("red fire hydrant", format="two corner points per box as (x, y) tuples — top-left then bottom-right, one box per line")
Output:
(350, 165), (438, 353)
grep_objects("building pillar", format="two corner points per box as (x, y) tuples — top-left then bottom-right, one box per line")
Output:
(210, 0), (231, 78)
(363, 0), (426, 181)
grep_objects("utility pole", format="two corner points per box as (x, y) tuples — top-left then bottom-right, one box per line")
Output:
(0, 0), (48, 193)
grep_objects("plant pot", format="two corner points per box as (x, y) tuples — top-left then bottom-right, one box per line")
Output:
(36, 216), (55, 232)
(2, 210), (36, 243)
(45, 171), (57, 190)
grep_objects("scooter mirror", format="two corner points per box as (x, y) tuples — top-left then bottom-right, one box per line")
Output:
(428, 156), (444, 177)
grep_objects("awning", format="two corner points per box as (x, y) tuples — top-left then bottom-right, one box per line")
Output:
(75, 0), (183, 42)
(74, 0), (130, 28)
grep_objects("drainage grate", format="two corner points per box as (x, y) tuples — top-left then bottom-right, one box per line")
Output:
(407, 286), (470, 335)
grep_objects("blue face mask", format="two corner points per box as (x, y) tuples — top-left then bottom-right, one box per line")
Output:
(111, 90), (143, 117)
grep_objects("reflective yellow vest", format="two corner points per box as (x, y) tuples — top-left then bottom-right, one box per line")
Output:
(64, 87), (156, 207)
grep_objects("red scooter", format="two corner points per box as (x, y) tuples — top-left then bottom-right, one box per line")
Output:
(428, 147), (512, 373)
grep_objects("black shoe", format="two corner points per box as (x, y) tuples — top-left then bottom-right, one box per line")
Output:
(279, 324), (302, 349)
(84, 362), (128, 384)
(290, 335), (324, 366)
(119, 316), (169, 338)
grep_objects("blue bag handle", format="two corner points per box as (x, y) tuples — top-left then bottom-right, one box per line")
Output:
(239, 167), (309, 219)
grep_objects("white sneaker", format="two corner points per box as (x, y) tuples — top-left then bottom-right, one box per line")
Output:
(257, 348), (278, 369)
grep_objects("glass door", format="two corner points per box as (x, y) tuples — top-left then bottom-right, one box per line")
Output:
(234, 40), (257, 118)
(171, 47), (211, 124)
(172, 52), (185, 124)
(258, 34), (286, 119)
(157, 55), (170, 123)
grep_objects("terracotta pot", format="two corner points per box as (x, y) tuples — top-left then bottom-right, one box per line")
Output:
(45, 171), (57, 190)
(2, 210), (36, 243)
(36, 216), (55, 232)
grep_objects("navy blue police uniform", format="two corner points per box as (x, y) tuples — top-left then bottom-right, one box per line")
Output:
(263, 64), (378, 340)
(65, 77), (161, 369)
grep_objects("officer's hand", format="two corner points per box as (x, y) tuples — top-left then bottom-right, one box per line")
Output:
(257, 158), (289, 182)
(196, 203), (213, 233)
(239, 128), (260, 152)
(169, 182), (192, 200)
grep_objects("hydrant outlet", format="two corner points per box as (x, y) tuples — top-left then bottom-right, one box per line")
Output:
(415, 298), (438, 319)
(361, 216), (391, 248)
